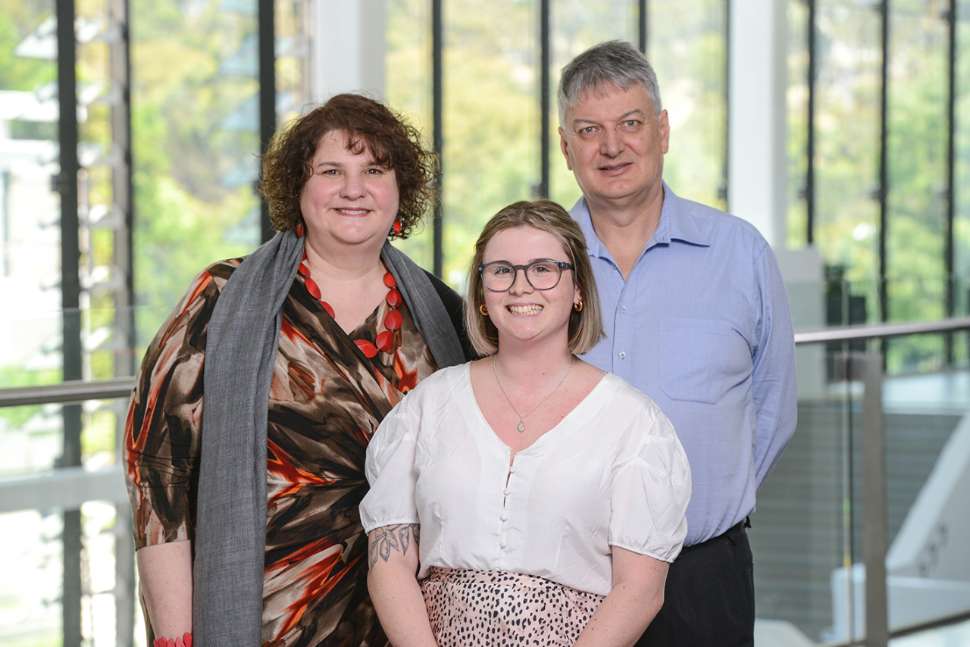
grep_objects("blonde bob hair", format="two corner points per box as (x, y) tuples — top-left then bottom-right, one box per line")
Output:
(465, 200), (603, 356)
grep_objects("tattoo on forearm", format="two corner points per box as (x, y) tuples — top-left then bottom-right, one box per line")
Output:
(368, 524), (419, 568)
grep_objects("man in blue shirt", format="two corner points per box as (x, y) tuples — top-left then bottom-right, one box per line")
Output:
(558, 41), (797, 646)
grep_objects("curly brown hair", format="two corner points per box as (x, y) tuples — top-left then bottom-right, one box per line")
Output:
(259, 93), (437, 239)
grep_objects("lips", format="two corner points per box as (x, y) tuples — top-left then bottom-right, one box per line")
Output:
(598, 161), (632, 175)
(507, 304), (543, 315)
(334, 207), (371, 216)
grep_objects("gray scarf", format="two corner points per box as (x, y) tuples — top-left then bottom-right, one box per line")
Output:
(193, 230), (465, 645)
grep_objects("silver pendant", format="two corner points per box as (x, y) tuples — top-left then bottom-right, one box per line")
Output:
(516, 420), (526, 433)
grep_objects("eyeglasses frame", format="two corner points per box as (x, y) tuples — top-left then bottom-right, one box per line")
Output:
(477, 259), (575, 292)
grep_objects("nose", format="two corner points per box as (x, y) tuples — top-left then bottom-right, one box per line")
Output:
(340, 173), (365, 199)
(508, 268), (533, 295)
(599, 127), (623, 157)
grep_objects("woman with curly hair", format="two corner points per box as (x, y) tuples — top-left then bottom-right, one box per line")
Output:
(124, 94), (471, 647)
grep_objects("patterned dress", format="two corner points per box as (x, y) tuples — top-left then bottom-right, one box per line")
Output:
(124, 259), (437, 646)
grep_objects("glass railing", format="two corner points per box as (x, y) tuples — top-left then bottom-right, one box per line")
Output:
(753, 316), (970, 647)
(0, 305), (162, 647)
(2, 309), (969, 646)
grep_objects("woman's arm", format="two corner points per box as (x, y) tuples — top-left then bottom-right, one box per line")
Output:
(573, 547), (668, 647)
(125, 265), (233, 643)
(367, 524), (436, 647)
(137, 541), (193, 639)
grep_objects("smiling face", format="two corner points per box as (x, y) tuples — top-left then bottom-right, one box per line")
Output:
(559, 82), (669, 213)
(299, 129), (400, 252)
(481, 225), (580, 351)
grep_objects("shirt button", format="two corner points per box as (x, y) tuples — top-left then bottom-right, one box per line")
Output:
(500, 512), (509, 521)
(618, 351), (627, 359)
(621, 305), (628, 313)
(503, 488), (510, 496)
(499, 541), (507, 550)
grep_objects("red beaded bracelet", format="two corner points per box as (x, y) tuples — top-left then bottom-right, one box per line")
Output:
(153, 632), (192, 647)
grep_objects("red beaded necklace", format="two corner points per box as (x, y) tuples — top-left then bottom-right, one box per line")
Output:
(297, 252), (404, 359)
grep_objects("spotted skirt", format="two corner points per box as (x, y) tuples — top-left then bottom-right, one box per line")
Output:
(420, 567), (605, 646)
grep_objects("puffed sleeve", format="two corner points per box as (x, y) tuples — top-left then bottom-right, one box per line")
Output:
(609, 404), (692, 562)
(359, 391), (421, 533)
(123, 260), (236, 549)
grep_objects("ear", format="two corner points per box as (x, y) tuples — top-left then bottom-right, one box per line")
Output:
(658, 109), (670, 155)
(558, 127), (573, 171)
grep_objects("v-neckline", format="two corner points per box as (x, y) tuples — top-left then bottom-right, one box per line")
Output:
(463, 362), (610, 459)
(344, 301), (382, 340)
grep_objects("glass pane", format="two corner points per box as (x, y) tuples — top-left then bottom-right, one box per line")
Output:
(131, 0), (261, 345)
(441, 0), (539, 289)
(787, 0), (810, 249)
(814, 1), (881, 331)
(275, 0), (311, 126)
(0, 501), (131, 647)
(0, 509), (63, 646)
(752, 336), (861, 643)
(0, 404), (63, 476)
(955, 0), (970, 365)
(549, 1), (637, 210)
(386, 0), (434, 271)
(883, 339), (970, 635)
(0, 2), (60, 389)
(884, 0), (948, 373)
(649, 0), (727, 210)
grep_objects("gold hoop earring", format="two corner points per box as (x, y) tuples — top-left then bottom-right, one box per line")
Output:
(479, 304), (489, 316)
(574, 298), (584, 312)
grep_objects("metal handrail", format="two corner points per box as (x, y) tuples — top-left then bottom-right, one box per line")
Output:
(1, 316), (969, 409)
(793, 315), (970, 344)
(0, 376), (134, 408)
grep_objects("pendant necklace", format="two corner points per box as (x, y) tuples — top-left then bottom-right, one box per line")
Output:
(491, 357), (572, 433)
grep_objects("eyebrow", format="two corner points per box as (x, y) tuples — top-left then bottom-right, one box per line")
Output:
(313, 157), (380, 169)
(484, 257), (568, 264)
(572, 109), (646, 127)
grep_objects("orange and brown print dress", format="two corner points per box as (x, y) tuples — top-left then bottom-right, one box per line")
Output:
(125, 258), (437, 647)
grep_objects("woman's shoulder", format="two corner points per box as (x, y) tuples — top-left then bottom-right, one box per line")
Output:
(168, 257), (242, 305)
(142, 258), (243, 348)
(197, 257), (243, 292)
(409, 363), (469, 404)
(380, 364), (468, 437)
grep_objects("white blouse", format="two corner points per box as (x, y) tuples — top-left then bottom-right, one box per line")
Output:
(359, 363), (691, 597)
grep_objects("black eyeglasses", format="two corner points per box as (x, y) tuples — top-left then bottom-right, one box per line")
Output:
(478, 259), (574, 292)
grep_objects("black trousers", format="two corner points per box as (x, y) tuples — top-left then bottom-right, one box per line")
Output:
(635, 522), (754, 647)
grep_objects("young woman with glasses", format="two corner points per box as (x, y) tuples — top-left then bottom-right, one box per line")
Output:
(360, 200), (691, 646)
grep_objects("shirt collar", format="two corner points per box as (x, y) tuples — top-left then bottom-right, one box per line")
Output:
(572, 181), (713, 260)
(654, 182), (712, 247)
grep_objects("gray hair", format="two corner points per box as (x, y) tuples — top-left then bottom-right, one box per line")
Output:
(557, 40), (663, 125)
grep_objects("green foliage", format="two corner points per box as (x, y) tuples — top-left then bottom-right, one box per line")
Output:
(784, 2), (970, 372)
(0, 365), (59, 429)
(82, 408), (117, 460)
(130, 0), (261, 344)
(0, 4), (54, 91)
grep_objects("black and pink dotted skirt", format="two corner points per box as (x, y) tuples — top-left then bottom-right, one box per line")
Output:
(420, 567), (605, 646)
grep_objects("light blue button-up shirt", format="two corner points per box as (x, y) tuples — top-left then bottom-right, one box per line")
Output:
(572, 184), (797, 546)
